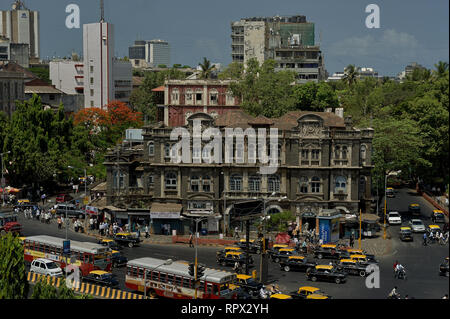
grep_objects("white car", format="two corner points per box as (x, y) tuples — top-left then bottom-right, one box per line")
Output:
(387, 212), (402, 225)
(30, 258), (63, 277)
(409, 219), (426, 233)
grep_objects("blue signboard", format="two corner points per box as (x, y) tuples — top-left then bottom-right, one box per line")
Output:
(319, 219), (330, 243)
(63, 240), (70, 255)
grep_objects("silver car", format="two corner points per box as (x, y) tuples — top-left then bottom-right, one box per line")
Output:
(409, 219), (426, 233)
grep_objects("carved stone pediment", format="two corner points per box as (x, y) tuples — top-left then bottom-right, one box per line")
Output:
(297, 114), (325, 138)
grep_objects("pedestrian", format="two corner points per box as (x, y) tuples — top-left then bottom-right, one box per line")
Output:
(61, 215), (65, 228)
(189, 232), (194, 248)
(318, 238), (323, 246)
(423, 232), (427, 246)
(439, 231), (444, 245)
(90, 218), (94, 230)
(137, 227), (141, 238)
(349, 234), (354, 248)
(234, 226), (240, 239)
(145, 224), (150, 238)
(41, 193), (46, 205)
(57, 216), (62, 229)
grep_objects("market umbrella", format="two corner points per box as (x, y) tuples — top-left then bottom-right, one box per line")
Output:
(275, 232), (291, 244)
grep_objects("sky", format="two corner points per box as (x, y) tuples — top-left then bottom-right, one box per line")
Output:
(3, 0), (449, 76)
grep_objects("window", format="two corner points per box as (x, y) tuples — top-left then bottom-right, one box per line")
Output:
(190, 175), (200, 192)
(90, 66), (94, 73)
(193, 146), (202, 162)
(113, 171), (124, 189)
(299, 176), (308, 193)
(311, 177), (321, 193)
(49, 94), (55, 101)
(335, 176), (347, 193)
(171, 89), (179, 104)
(311, 149), (320, 160)
(210, 91), (218, 105)
(249, 175), (261, 192)
(334, 146), (340, 159)
(148, 141), (154, 156)
(342, 146), (348, 159)
(148, 174), (154, 185)
(268, 175), (280, 193)
(230, 174), (242, 191)
(248, 143), (256, 163)
(226, 91), (235, 105)
(90, 101), (94, 107)
(236, 143), (244, 162)
(90, 89), (94, 97)
(203, 176), (211, 192)
(360, 145), (367, 162)
(196, 92), (203, 104)
(164, 143), (171, 158)
(301, 149), (309, 160)
(90, 77), (94, 85)
(165, 172), (177, 190)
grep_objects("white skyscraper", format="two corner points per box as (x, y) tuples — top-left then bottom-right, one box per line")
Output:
(0, 1), (40, 59)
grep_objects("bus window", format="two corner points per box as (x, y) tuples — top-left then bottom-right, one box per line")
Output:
(175, 276), (182, 287)
(200, 281), (205, 292)
(182, 278), (191, 288)
(160, 273), (167, 283)
(126, 266), (132, 276)
(38, 244), (44, 252)
(167, 274), (174, 285)
(207, 283), (214, 294)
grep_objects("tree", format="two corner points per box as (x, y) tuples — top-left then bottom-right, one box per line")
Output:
(292, 81), (339, 111)
(0, 232), (29, 299)
(266, 211), (295, 232)
(31, 278), (92, 299)
(218, 62), (244, 80)
(198, 57), (215, 79)
(342, 64), (358, 87)
(432, 61), (449, 79)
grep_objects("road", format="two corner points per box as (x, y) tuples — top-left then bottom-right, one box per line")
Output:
(18, 187), (448, 299)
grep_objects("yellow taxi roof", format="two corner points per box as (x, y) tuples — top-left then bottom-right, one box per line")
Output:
(111, 250), (119, 254)
(321, 244), (336, 248)
(236, 274), (252, 280)
(289, 256), (305, 260)
(410, 204), (419, 207)
(307, 294), (328, 299)
(316, 265), (333, 270)
(225, 246), (242, 250)
(428, 225), (440, 229)
(433, 210), (443, 213)
(226, 251), (243, 256)
(240, 239), (254, 242)
(270, 294), (292, 299)
(19, 236), (26, 241)
(279, 248), (295, 252)
(340, 259), (356, 263)
(347, 249), (364, 253)
(102, 239), (114, 242)
(116, 232), (132, 236)
(386, 187), (394, 190)
(273, 244), (288, 248)
(298, 286), (320, 293)
(350, 254), (367, 259)
(89, 270), (109, 275)
(400, 227), (412, 230)
(18, 199), (30, 203)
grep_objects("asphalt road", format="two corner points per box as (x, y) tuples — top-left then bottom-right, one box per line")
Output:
(18, 187), (449, 299)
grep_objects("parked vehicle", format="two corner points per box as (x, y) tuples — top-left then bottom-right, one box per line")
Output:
(313, 244), (347, 260)
(216, 251), (253, 267)
(336, 259), (368, 277)
(306, 265), (347, 284)
(111, 250), (128, 268)
(349, 254), (378, 265)
(268, 244), (289, 257)
(236, 239), (262, 254)
(0, 212), (22, 236)
(56, 194), (74, 203)
(231, 274), (263, 296)
(30, 258), (63, 277)
(432, 210), (446, 224)
(386, 188), (395, 198)
(279, 256), (316, 272)
(113, 232), (141, 248)
(271, 248), (296, 263)
(56, 204), (85, 218)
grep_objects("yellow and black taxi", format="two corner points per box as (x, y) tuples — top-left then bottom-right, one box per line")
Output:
(313, 244), (346, 260)
(349, 254), (378, 265)
(270, 293), (293, 300)
(408, 203), (421, 216)
(290, 286), (328, 299)
(268, 244), (290, 257)
(216, 247), (253, 263)
(232, 274), (263, 296)
(216, 251), (254, 267)
(236, 239), (262, 254)
(271, 248), (297, 263)
(386, 187), (395, 198)
(432, 210), (446, 224)
(306, 293), (329, 299)
(399, 226), (414, 242)
(427, 224), (441, 236)
(279, 255), (317, 272)
(306, 265), (347, 284)
(336, 259), (368, 277)
(83, 270), (119, 288)
(113, 232), (141, 248)
(439, 257), (449, 277)
(111, 250), (128, 268)
(98, 238), (121, 250)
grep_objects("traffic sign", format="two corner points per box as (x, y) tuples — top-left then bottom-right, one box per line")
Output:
(63, 240), (70, 255)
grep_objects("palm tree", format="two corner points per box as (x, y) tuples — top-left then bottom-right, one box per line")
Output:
(432, 61), (449, 79)
(198, 57), (215, 79)
(342, 64), (358, 87)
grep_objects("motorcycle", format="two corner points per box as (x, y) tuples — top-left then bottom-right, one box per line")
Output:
(397, 269), (407, 280)
(387, 293), (401, 299)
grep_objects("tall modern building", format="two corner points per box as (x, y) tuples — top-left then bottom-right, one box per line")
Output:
(0, 1), (39, 60)
(128, 39), (170, 68)
(83, 22), (132, 109)
(231, 15), (325, 83)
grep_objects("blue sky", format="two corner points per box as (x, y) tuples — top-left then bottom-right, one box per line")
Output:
(4, 0), (448, 76)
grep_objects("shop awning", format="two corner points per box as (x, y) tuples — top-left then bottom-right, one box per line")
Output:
(150, 203), (183, 219)
(361, 213), (380, 221)
(127, 209), (150, 216)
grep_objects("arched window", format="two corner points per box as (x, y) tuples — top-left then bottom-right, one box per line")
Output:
(249, 175), (261, 192)
(342, 146), (348, 159)
(113, 170), (124, 189)
(165, 172), (177, 190)
(360, 145), (367, 161)
(209, 90), (218, 105)
(236, 143), (244, 163)
(248, 143), (256, 163)
(334, 146), (340, 159)
(311, 176), (321, 193)
(164, 143), (171, 158)
(203, 175), (211, 192)
(299, 176), (308, 193)
(268, 175), (280, 193)
(171, 88), (179, 105)
(226, 90), (235, 106)
(185, 89), (193, 105)
(190, 175), (200, 192)
(148, 141), (154, 156)
(230, 174), (242, 191)
(335, 176), (347, 193)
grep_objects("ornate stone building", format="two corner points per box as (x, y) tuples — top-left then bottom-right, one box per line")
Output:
(104, 109), (374, 235)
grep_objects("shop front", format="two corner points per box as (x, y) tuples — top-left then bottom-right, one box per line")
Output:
(127, 208), (150, 233)
(150, 202), (184, 235)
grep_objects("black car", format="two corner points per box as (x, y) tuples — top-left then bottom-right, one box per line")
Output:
(313, 244), (347, 260)
(306, 265), (347, 284)
(270, 248), (297, 263)
(83, 271), (119, 287)
(279, 256), (317, 272)
(114, 233), (141, 248)
(236, 239), (262, 254)
(336, 259), (368, 277)
(439, 257), (449, 277)
(217, 252), (254, 267)
(98, 239), (122, 250)
(234, 274), (263, 296)
(216, 248), (253, 262)
(111, 250), (128, 268)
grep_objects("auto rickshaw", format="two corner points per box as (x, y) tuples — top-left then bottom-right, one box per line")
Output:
(432, 210), (446, 224)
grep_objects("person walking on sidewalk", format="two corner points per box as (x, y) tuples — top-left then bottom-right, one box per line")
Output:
(423, 233), (428, 246)
(57, 216), (62, 229)
(145, 225), (150, 238)
(349, 234), (354, 247)
(189, 232), (194, 248)
(234, 226), (240, 239)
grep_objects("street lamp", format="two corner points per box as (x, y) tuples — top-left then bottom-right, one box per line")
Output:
(144, 258), (173, 299)
(1, 151), (11, 206)
(384, 170), (401, 240)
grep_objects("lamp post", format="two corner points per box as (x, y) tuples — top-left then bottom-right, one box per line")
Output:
(1, 151), (11, 206)
(144, 259), (173, 299)
(384, 170), (401, 240)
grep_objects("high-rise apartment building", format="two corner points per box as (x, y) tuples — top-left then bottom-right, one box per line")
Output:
(231, 15), (325, 83)
(83, 22), (132, 109)
(129, 39), (170, 68)
(0, 1), (39, 60)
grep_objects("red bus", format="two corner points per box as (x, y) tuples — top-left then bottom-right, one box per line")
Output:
(23, 235), (112, 276)
(126, 257), (238, 299)
(0, 212), (22, 236)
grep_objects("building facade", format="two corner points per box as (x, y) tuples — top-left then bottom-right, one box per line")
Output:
(49, 60), (84, 95)
(103, 109), (374, 235)
(0, 1), (39, 59)
(231, 15), (325, 83)
(128, 39), (170, 68)
(0, 68), (24, 116)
